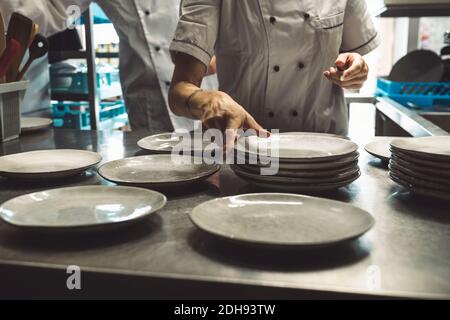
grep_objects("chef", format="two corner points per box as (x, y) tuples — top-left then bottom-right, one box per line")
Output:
(168, 0), (380, 143)
(1, 0), (217, 131)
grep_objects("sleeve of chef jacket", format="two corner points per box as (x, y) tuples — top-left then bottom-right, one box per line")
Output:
(1, 0), (91, 36)
(169, 0), (220, 68)
(340, 0), (380, 55)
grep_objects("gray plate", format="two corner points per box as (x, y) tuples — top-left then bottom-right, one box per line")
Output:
(20, 117), (53, 133)
(239, 172), (361, 193)
(391, 155), (450, 179)
(0, 186), (167, 230)
(235, 133), (358, 162)
(391, 150), (450, 170)
(364, 137), (400, 161)
(190, 193), (374, 247)
(390, 173), (450, 202)
(231, 164), (360, 184)
(388, 50), (444, 82)
(137, 132), (218, 154)
(391, 136), (450, 161)
(389, 167), (450, 193)
(0, 149), (102, 180)
(98, 154), (221, 188)
(390, 160), (450, 186)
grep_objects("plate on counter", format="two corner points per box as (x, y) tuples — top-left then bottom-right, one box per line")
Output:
(137, 132), (219, 154)
(190, 193), (374, 247)
(389, 167), (450, 193)
(21, 117), (53, 133)
(390, 155), (450, 179)
(390, 160), (450, 186)
(390, 136), (450, 161)
(391, 151), (450, 170)
(0, 186), (167, 230)
(0, 149), (102, 180)
(389, 173), (450, 202)
(98, 154), (220, 188)
(235, 133), (358, 162)
(364, 137), (399, 162)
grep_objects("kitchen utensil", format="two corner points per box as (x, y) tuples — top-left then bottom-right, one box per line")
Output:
(0, 186), (167, 230)
(27, 23), (39, 48)
(5, 13), (33, 82)
(20, 117), (53, 133)
(364, 137), (401, 162)
(0, 149), (102, 180)
(390, 136), (450, 161)
(388, 50), (444, 82)
(0, 11), (6, 58)
(17, 34), (49, 81)
(190, 193), (374, 247)
(98, 154), (221, 189)
(137, 132), (219, 154)
(0, 38), (21, 82)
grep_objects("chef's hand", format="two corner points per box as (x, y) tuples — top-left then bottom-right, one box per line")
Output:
(189, 90), (270, 151)
(323, 53), (369, 90)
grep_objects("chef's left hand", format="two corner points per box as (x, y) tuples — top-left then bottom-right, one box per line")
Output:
(323, 53), (369, 90)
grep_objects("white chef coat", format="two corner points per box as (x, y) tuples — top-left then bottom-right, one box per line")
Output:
(2, 0), (217, 131)
(170, 0), (380, 135)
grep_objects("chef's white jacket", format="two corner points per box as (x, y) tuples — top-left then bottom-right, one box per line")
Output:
(170, 0), (380, 135)
(1, 0), (216, 131)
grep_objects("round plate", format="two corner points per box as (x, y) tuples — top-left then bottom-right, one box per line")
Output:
(235, 133), (358, 162)
(0, 149), (102, 180)
(389, 167), (450, 192)
(389, 50), (444, 82)
(390, 160), (450, 186)
(235, 162), (359, 178)
(239, 172), (361, 193)
(21, 117), (53, 133)
(137, 132), (218, 154)
(364, 137), (399, 161)
(391, 155), (450, 179)
(390, 173), (450, 202)
(231, 164), (360, 184)
(391, 136), (450, 161)
(0, 186), (166, 230)
(190, 193), (374, 247)
(98, 155), (221, 188)
(391, 150), (450, 170)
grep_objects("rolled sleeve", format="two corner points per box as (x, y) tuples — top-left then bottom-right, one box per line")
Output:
(340, 0), (380, 55)
(169, 0), (220, 68)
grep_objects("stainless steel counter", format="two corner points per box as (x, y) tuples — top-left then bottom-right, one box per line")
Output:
(0, 129), (449, 299)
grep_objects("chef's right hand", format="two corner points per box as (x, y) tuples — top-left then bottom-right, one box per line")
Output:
(188, 90), (270, 151)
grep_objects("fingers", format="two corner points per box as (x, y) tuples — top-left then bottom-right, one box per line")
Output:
(342, 57), (366, 81)
(244, 114), (271, 137)
(324, 53), (369, 88)
(330, 75), (368, 89)
(335, 53), (349, 71)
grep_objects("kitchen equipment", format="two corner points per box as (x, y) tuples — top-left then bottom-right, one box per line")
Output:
(20, 117), (53, 133)
(0, 186), (167, 231)
(27, 23), (39, 48)
(98, 155), (221, 189)
(17, 34), (48, 81)
(364, 137), (402, 162)
(0, 38), (21, 82)
(138, 132), (219, 154)
(388, 50), (444, 83)
(0, 80), (28, 142)
(5, 13), (33, 83)
(190, 193), (374, 247)
(0, 149), (102, 179)
(0, 11), (5, 58)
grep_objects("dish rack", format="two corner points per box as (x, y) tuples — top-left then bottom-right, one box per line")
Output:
(376, 78), (450, 110)
(0, 81), (29, 142)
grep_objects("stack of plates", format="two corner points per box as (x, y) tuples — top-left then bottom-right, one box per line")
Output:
(389, 136), (450, 201)
(232, 133), (361, 193)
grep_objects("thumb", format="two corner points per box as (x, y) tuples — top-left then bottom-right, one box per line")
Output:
(335, 53), (349, 70)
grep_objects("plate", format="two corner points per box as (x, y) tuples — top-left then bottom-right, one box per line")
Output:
(389, 167), (450, 192)
(239, 172), (361, 193)
(390, 173), (450, 202)
(190, 193), (374, 247)
(0, 186), (166, 230)
(137, 132), (218, 154)
(0, 149), (102, 179)
(390, 160), (450, 186)
(98, 154), (220, 188)
(388, 50), (444, 82)
(21, 117), (53, 133)
(390, 136), (450, 161)
(364, 137), (399, 161)
(231, 164), (360, 184)
(235, 133), (358, 162)
(390, 155), (450, 179)
(391, 151), (450, 170)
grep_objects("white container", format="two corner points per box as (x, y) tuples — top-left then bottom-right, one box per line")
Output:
(0, 81), (29, 142)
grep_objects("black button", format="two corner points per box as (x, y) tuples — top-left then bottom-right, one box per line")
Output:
(298, 62), (305, 69)
(273, 65), (280, 72)
(165, 81), (171, 86)
(145, 10), (150, 16)
(292, 111), (299, 117)
(269, 16), (276, 24)
(304, 13), (310, 20)
(268, 112), (275, 118)
(155, 46), (161, 52)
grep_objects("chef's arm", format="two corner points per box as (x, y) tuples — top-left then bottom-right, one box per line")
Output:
(169, 53), (268, 149)
(1, 0), (91, 36)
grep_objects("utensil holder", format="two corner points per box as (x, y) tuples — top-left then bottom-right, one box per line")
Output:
(0, 81), (29, 142)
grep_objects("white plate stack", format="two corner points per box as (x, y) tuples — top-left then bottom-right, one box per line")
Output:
(389, 136), (450, 201)
(232, 133), (361, 193)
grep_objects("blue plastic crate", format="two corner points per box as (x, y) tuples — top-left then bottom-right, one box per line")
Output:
(376, 78), (450, 109)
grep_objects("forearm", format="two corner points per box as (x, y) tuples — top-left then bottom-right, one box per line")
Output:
(169, 81), (204, 119)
